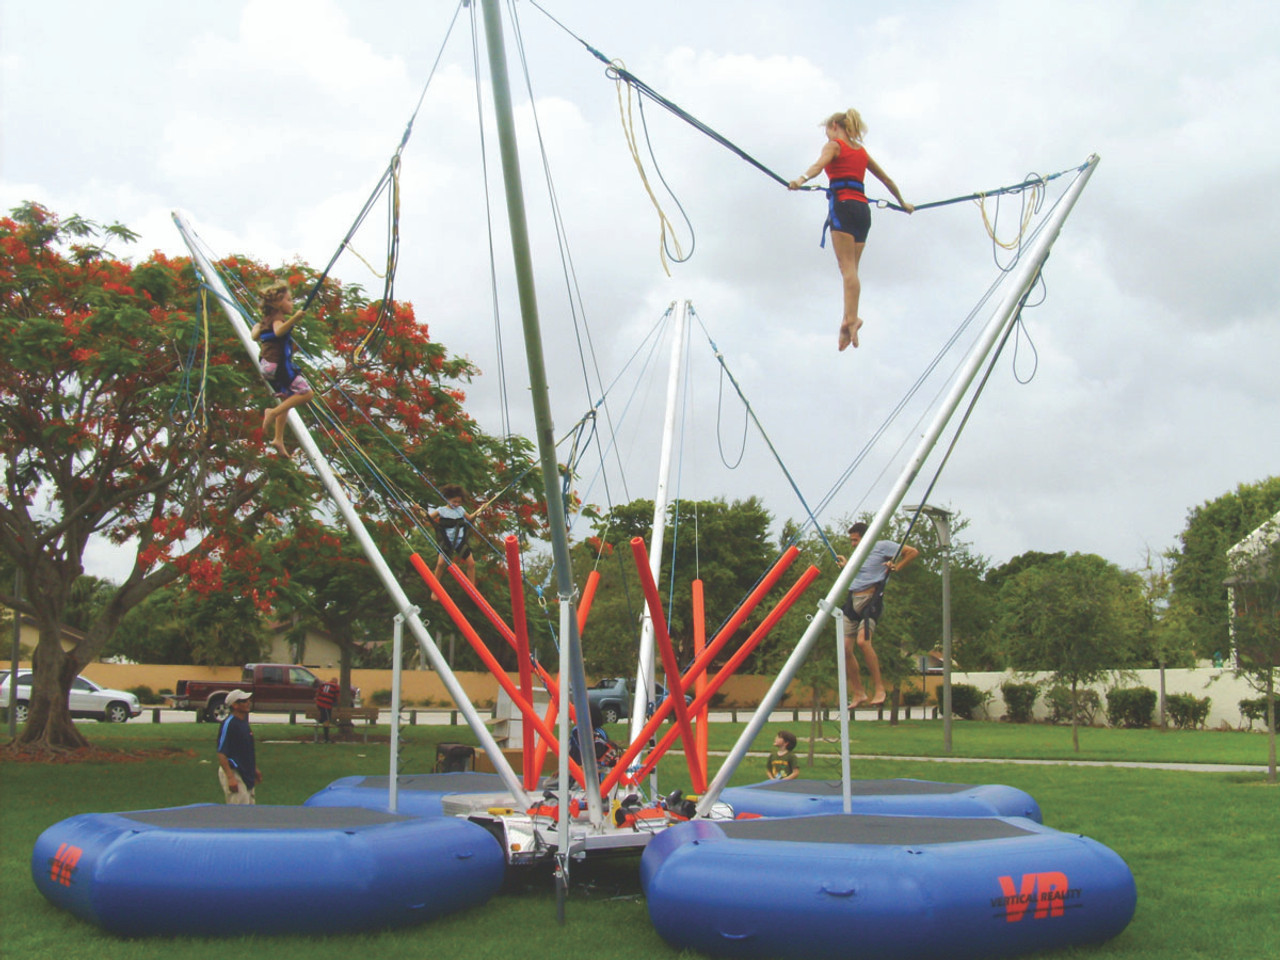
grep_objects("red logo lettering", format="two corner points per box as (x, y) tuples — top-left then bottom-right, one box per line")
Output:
(997, 874), (1038, 922)
(1034, 871), (1069, 919)
(996, 871), (1072, 922)
(50, 843), (83, 887)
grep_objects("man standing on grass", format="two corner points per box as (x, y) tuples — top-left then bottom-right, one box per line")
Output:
(216, 690), (261, 804)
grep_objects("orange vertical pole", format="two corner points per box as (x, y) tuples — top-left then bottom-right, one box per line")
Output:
(505, 537), (536, 790)
(692, 579), (709, 775)
(578, 569), (600, 631)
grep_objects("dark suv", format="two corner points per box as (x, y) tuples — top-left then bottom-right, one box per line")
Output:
(585, 677), (692, 724)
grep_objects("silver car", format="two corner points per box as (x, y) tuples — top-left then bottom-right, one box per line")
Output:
(0, 671), (142, 724)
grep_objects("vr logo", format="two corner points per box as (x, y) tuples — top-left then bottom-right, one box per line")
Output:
(996, 871), (1070, 921)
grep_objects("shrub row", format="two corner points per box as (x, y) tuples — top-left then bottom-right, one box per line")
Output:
(1045, 686), (1102, 725)
(1000, 682), (1038, 723)
(1166, 693), (1211, 730)
(1105, 686), (1157, 728)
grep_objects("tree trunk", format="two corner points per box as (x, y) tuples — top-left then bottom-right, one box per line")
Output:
(338, 637), (356, 735)
(1158, 658), (1167, 730)
(1070, 679), (1080, 753)
(1267, 670), (1276, 785)
(807, 686), (819, 766)
(15, 626), (88, 751)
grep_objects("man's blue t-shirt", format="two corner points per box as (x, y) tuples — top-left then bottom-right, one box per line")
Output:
(849, 540), (900, 592)
(217, 715), (257, 788)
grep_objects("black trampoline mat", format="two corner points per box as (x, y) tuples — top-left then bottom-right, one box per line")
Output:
(717, 814), (1034, 846)
(123, 805), (413, 830)
(752, 778), (972, 796)
(355, 773), (509, 792)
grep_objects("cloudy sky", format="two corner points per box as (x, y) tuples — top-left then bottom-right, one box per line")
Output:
(3, 0), (1277, 581)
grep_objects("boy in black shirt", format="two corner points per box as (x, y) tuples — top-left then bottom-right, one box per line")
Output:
(765, 729), (800, 780)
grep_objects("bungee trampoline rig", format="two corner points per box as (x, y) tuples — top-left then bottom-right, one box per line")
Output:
(32, 2), (1135, 957)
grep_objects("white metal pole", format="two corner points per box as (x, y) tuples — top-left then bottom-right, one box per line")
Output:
(390, 611), (408, 812)
(697, 155), (1100, 815)
(939, 524), (953, 752)
(172, 212), (531, 808)
(631, 299), (685, 742)
(835, 610), (851, 813)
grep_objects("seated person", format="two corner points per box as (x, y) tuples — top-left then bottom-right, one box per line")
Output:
(568, 702), (620, 775)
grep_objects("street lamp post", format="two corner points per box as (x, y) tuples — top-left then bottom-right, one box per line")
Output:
(904, 504), (954, 753)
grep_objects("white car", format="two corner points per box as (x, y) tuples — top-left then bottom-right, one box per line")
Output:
(0, 671), (142, 724)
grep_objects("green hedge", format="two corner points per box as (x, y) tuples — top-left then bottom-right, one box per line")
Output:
(1165, 693), (1211, 730)
(1045, 685), (1101, 726)
(944, 683), (991, 720)
(1106, 686), (1157, 729)
(901, 687), (928, 708)
(1000, 682), (1039, 723)
(127, 684), (166, 705)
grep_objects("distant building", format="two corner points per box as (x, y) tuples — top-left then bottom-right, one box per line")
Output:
(2, 613), (85, 662)
(263, 621), (344, 670)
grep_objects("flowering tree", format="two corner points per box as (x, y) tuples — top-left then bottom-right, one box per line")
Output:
(0, 204), (313, 749)
(0, 202), (544, 751)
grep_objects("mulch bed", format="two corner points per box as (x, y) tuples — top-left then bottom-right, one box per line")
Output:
(0, 743), (196, 764)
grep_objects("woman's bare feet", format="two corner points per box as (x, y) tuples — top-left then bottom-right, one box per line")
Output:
(849, 694), (869, 709)
(868, 690), (886, 706)
(838, 317), (864, 351)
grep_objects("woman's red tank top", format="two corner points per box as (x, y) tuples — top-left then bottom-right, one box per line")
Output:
(824, 140), (869, 203)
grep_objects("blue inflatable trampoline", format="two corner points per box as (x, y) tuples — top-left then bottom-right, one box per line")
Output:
(32, 804), (505, 937)
(305, 772), (515, 817)
(642, 813), (1136, 960)
(720, 778), (1041, 821)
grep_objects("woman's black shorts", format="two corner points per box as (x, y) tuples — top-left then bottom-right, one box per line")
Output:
(830, 199), (871, 242)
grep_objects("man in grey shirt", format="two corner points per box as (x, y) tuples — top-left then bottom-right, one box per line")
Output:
(837, 522), (918, 707)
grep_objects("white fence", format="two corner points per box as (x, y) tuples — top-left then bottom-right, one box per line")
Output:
(950, 667), (1270, 730)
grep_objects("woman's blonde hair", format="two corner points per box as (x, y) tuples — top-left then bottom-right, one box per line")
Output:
(259, 279), (291, 315)
(823, 108), (866, 144)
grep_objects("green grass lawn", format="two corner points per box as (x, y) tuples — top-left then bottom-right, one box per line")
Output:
(2, 721), (1277, 960)
(707, 716), (1275, 767)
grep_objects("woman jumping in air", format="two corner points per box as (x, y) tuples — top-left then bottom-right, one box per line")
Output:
(789, 109), (914, 351)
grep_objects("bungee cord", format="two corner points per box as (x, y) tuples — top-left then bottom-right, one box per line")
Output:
(298, 0), (467, 367)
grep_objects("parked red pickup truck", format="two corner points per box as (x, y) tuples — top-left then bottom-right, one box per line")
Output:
(170, 664), (359, 722)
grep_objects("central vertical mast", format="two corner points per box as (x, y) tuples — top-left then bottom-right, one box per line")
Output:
(477, 0), (603, 826)
(630, 300), (688, 742)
